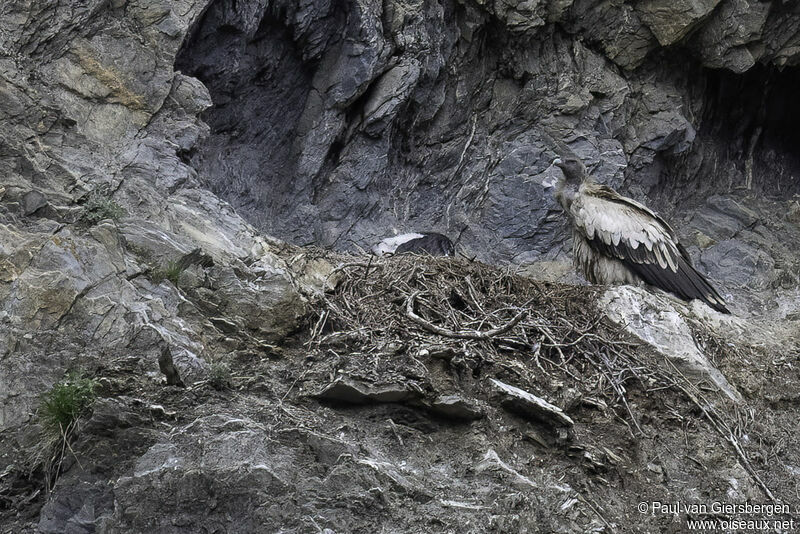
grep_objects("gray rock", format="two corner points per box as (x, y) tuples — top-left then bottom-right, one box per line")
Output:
(599, 286), (742, 402)
(158, 346), (185, 387)
(490, 378), (575, 427)
(1, 0), (800, 531)
(111, 418), (292, 533)
(38, 479), (114, 534)
(706, 195), (759, 227)
(567, 0), (658, 69)
(690, 209), (743, 240)
(476, 449), (538, 488)
(636, 0), (722, 46)
(428, 395), (485, 421)
(22, 191), (48, 216)
(762, 4), (800, 67)
(418, 345), (460, 361)
(314, 377), (423, 404)
(163, 0), (794, 285)
(691, 0), (770, 72)
(361, 59), (421, 136)
(0, 0), (308, 433)
(699, 238), (774, 290)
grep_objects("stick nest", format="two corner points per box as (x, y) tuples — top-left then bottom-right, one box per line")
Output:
(309, 254), (645, 408)
(305, 252), (776, 502)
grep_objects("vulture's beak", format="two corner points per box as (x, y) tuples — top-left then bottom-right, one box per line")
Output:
(542, 157), (563, 189)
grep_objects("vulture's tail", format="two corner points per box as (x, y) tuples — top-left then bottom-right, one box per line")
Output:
(629, 258), (730, 314)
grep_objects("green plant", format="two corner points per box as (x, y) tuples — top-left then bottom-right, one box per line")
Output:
(32, 373), (97, 493)
(80, 193), (126, 224)
(39, 373), (97, 432)
(209, 361), (232, 391)
(151, 260), (185, 286)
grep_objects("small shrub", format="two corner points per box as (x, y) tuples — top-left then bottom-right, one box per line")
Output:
(39, 374), (97, 432)
(125, 243), (155, 264)
(80, 193), (126, 224)
(209, 361), (232, 391)
(151, 260), (185, 286)
(31, 374), (97, 492)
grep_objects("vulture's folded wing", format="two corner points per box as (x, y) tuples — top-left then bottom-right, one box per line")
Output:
(572, 185), (729, 313)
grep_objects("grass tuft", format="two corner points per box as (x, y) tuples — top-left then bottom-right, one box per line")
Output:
(209, 361), (232, 391)
(39, 373), (97, 432)
(29, 373), (98, 493)
(80, 193), (126, 224)
(150, 260), (185, 286)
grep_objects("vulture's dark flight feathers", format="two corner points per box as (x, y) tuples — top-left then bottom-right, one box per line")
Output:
(553, 156), (729, 313)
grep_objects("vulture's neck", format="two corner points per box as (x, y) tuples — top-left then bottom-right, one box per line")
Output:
(555, 176), (586, 212)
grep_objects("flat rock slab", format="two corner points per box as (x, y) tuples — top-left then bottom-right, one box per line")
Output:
(489, 379), (575, 427)
(600, 286), (742, 403)
(314, 377), (423, 404)
(428, 395), (484, 421)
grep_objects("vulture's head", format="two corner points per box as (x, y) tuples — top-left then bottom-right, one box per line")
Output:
(552, 156), (586, 184)
(550, 156), (585, 211)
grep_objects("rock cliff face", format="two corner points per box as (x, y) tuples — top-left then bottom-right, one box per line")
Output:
(1, 0), (800, 532)
(176, 0), (800, 315)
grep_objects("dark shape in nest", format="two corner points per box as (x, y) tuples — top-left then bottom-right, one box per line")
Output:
(305, 253), (778, 501)
(313, 254), (614, 367)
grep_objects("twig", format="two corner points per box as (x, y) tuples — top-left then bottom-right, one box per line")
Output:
(575, 492), (615, 532)
(362, 255), (374, 280)
(405, 291), (526, 340)
(666, 363), (778, 504)
(325, 261), (382, 282)
(307, 309), (329, 346)
(597, 354), (644, 436)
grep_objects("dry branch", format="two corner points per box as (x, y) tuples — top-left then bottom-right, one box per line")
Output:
(405, 291), (527, 340)
(305, 253), (779, 504)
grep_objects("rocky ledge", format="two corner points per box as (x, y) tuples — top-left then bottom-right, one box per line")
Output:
(1, 0), (800, 533)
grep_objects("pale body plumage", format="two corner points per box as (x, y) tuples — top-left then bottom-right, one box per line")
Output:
(569, 181), (678, 285)
(553, 157), (729, 313)
(372, 232), (455, 257)
(372, 233), (425, 256)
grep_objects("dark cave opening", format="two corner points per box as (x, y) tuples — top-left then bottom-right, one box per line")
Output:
(660, 62), (800, 202)
(175, 0), (799, 268)
(175, 2), (319, 235)
(703, 63), (800, 193)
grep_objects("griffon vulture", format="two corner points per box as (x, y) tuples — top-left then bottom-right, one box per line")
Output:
(552, 156), (729, 313)
(372, 232), (455, 256)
